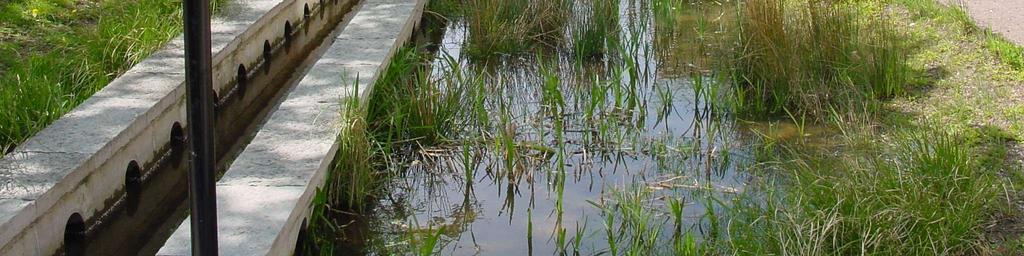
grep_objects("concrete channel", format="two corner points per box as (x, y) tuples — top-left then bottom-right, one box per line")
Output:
(157, 0), (427, 254)
(0, 0), (377, 254)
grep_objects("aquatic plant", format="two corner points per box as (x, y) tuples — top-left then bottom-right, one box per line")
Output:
(728, 0), (911, 119)
(461, 0), (574, 58)
(414, 226), (444, 256)
(324, 90), (379, 210)
(727, 129), (1006, 255)
(367, 48), (464, 146)
(571, 0), (621, 58)
(301, 189), (337, 256)
(571, 220), (587, 255)
(324, 46), (464, 211)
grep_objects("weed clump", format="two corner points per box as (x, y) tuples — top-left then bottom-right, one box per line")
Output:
(728, 0), (911, 119)
(324, 46), (467, 211)
(367, 48), (463, 145)
(461, 0), (574, 58)
(729, 129), (1004, 255)
(324, 92), (379, 210)
(986, 36), (1024, 71)
(570, 0), (621, 59)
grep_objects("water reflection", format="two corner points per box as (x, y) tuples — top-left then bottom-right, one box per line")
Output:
(331, 1), (759, 255)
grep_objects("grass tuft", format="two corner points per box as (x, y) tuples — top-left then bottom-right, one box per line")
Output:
(727, 0), (912, 119)
(728, 128), (1005, 255)
(985, 36), (1024, 71)
(461, 0), (574, 58)
(570, 0), (620, 59)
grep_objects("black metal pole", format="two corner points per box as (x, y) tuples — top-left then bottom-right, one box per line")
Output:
(182, 0), (218, 252)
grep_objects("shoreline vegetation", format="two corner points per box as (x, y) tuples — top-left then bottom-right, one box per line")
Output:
(6, 0), (1022, 254)
(305, 0), (1024, 254)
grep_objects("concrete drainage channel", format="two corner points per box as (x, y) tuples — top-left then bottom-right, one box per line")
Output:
(158, 0), (428, 254)
(0, 0), (369, 254)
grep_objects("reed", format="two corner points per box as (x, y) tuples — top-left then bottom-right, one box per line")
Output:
(367, 48), (464, 146)
(728, 0), (911, 119)
(461, 0), (574, 58)
(325, 46), (462, 210)
(324, 93), (378, 210)
(570, 0), (621, 58)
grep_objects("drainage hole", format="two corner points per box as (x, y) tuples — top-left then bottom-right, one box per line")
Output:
(237, 64), (248, 98)
(295, 218), (311, 255)
(64, 213), (86, 256)
(211, 88), (221, 107)
(284, 21), (293, 44)
(125, 161), (142, 215)
(318, 0), (325, 19)
(170, 122), (186, 167)
(263, 40), (273, 73)
(171, 122), (186, 149)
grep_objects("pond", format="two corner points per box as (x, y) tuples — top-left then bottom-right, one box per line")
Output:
(319, 0), (783, 254)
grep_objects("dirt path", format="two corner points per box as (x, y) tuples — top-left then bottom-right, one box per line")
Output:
(957, 0), (1024, 45)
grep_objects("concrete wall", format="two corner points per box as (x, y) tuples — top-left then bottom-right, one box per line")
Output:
(156, 0), (427, 254)
(0, 0), (350, 254)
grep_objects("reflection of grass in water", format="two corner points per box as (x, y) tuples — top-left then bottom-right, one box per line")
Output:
(432, 0), (629, 60)
(590, 183), (706, 255)
(460, 0), (574, 58)
(367, 54), (732, 254)
(312, 0), (1024, 255)
(570, 0), (621, 59)
(310, 13), (743, 253)
(652, 0), (739, 75)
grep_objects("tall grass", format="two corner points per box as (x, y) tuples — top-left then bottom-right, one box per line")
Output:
(726, 129), (1006, 255)
(461, 0), (574, 58)
(324, 90), (379, 210)
(728, 0), (911, 119)
(325, 46), (470, 210)
(366, 48), (463, 146)
(570, 0), (621, 58)
(0, 0), (220, 153)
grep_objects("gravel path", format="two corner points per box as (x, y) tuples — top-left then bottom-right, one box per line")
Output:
(957, 0), (1024, 45)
